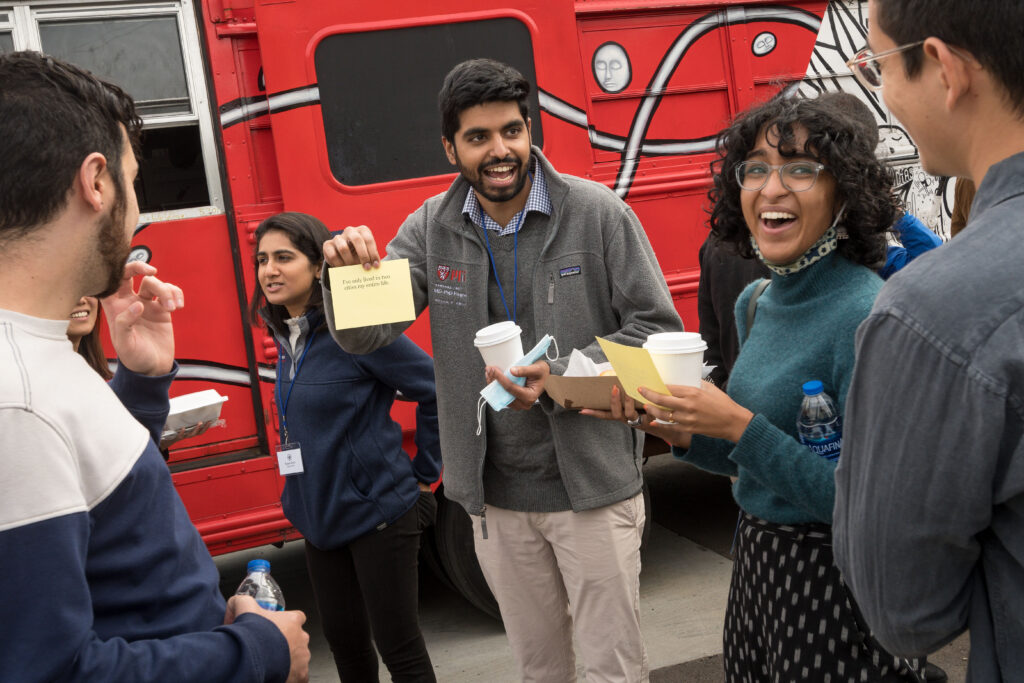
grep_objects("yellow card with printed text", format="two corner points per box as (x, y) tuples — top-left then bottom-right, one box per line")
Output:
(328, 259), (416, 330)
(595, 337), (670, 408)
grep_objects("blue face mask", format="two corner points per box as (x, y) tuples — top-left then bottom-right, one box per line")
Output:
(476, 335), (559, 435)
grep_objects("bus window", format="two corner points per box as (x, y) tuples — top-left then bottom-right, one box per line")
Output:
(136, 124), (211, 212)
(0, 11), (12, 53)
(313, 17), (543, 186)
(39, 16), (191, 117)
(11, 1), (224, 219)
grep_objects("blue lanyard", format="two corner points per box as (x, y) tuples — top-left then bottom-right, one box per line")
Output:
(276, 329), (317, 441)
(480, 208), (527, 324)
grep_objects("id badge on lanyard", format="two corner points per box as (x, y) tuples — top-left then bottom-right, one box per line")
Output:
(276, 330), (316, 476)
(277, 442), (304, 475)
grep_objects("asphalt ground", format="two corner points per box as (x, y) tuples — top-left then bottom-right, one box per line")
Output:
(216, 456), (970, 681)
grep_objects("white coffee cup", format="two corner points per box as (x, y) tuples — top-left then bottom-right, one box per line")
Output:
(643, 332), (707, 387)
(643, 332), (707, 423)
(474, 321), (524, 372)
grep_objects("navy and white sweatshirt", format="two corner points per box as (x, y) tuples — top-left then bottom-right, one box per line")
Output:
(264, 308), (441, 550)
(0, 309), (289, 682)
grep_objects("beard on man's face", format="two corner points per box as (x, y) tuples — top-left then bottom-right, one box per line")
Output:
(455, 150), (530, 205)
(91, 193), (131, 298)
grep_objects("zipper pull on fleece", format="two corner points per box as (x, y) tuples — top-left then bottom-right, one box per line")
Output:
(548, 273), (555, 304)
(481, 506), (488, 540)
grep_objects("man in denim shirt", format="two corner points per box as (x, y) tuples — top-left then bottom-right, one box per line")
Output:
(835, 2), (1024, 681)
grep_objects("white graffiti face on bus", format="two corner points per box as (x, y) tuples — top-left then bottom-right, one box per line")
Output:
(753, 32), (778, 56)
(593, 42), (632, 93)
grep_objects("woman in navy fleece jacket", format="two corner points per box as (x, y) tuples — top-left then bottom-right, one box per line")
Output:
(251, 212), (442, 682)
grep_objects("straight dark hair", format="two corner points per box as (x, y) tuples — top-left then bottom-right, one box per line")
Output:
(78, 324), (114, 381)
(875, 0), (1024, 118)
(708, 92), (895, 268)
(249, 212), (331, 333)
(438, 58), (530, 142)
(0, 51), (142, 242)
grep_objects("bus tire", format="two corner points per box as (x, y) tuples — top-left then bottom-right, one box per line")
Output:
(433, 486), (501, 620)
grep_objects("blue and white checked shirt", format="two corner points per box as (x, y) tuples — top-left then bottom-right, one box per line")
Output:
(462, 156), (552, 235)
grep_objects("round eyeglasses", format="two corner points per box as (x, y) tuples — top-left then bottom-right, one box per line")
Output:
(735, 161), (827, 192)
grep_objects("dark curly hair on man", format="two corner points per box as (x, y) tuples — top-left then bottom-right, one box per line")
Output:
(707, 92), (896, 268)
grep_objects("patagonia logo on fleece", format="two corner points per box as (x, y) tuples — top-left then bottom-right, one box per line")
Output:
(559, 266), (581, 278)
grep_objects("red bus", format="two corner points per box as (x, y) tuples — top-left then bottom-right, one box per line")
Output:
(1, 0), (950, 615)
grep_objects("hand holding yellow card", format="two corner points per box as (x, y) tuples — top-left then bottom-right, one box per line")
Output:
(595, 337), (670, 408)
(328, 259), (416, 330)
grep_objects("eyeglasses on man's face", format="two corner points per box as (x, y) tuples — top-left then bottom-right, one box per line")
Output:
(846, 40), (972, 90)
(845, 40), (925, 90)
(735, 160), (827, 193)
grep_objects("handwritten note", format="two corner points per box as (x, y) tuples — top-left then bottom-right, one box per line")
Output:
(328, 259), (415, 330)
(595, 337), (670, 408)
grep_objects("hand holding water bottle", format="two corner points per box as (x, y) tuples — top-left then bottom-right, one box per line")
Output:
(227, 559), (310, 682)
(236, 559), (285, 610)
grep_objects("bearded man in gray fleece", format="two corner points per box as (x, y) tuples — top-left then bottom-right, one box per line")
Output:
(321, 58), (680, 683)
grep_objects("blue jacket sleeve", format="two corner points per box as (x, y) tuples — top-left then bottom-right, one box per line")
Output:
(880, 215), (942, 280)
(893, 213), (942, 258)
(107, 361), (177, 444)
(355, 335), (443, 484)
(0, 415), (291, 683)
(0, 516), (290, 682)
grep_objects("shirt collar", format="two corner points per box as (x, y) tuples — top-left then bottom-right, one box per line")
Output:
(462, 156), (552, 235)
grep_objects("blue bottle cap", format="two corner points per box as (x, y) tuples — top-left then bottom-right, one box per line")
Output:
(802, 380), (823, 396)
(246, 559), (271, 573)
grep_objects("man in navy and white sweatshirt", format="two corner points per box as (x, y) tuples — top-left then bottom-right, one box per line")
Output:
(0, 51), (309, 682)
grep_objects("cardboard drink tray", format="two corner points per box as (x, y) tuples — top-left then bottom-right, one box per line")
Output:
(545, 375), (625, 410)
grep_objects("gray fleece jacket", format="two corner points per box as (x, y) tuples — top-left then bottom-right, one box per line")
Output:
(324, 147), (681, 516)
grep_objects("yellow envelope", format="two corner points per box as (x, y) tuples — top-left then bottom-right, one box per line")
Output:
(328, 259), (416, 330)
(595, 337), (670, 408)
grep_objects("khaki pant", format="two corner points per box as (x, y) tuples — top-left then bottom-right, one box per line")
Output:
(471, 492), (649, 683)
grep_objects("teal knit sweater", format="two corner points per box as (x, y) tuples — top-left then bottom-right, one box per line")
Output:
(674, 251), (882, 524)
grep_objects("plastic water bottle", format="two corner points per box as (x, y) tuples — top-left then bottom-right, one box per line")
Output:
(235, 559), (285, 611)
(796, 380), (842, 461)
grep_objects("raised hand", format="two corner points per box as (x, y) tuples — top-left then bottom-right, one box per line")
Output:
(100, 261), (184, 376)
(322, 225), (381, 269)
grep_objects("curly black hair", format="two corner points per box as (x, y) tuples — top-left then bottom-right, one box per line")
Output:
(707, 92), (896, 268)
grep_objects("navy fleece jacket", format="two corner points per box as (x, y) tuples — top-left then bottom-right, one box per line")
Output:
(268, 309), (441, 550)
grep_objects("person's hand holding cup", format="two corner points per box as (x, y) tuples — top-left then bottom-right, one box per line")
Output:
(642, 332), (707, 423)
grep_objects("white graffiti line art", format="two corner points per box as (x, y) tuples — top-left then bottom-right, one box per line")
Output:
(614, 6), (822, 197)
(538, 90), (717, 156)
(221, 86), (321, 128)
(797, 0), (950, 237)
(798, 1), (887, 120)
(593, 41), (632, 93)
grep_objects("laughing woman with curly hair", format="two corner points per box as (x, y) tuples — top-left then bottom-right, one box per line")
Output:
(587, 92), (931, 682)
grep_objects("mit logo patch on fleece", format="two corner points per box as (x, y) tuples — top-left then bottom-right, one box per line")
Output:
(559, 266), (581, 278)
